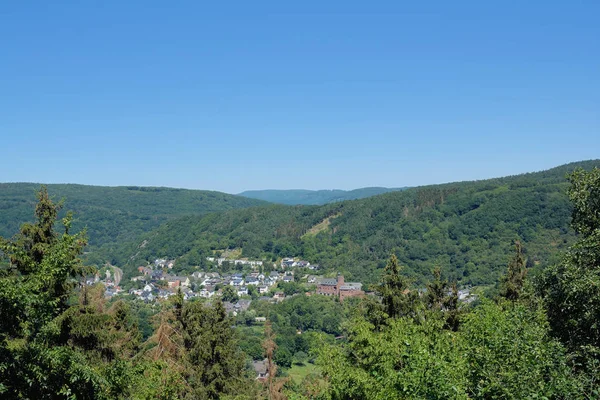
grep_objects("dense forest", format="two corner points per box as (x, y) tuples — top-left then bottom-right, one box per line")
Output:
(106, 160), (600, 286)
(0, 183), (266, 250)
(238, 187), (407, 205)
(1, 166), (600, 398)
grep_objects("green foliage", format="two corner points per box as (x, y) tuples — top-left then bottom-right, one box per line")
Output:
(221, 285), (239, 302)
(274, 346), (293, 368)
(320, 316), (469, 399)
(5, 164), (600, 399)
(247, 284), (259, 298)
(376, 254), (418, 320)
(462, 300), (581, 398)
(58, 290), (142, 362)
(237, 326), (265, 360)
(293, 351), (308, 365)
(268, 295), (345, 337)
(425, 267), (461, 331)
(181, 300), (249, 399)
(127, 360), (188, 400)
(278, 281), (304, 296)
(568, 168), (600, 236)
(145, 296), (256, 399)
(245, 294), (345, 380)
(0, 187), (143, 398)
(317, 200), (593, 400)
(0, 182), (265, 265)
(128, 301), (159, 340)
(499, 241), (527, 301)
(0, 187), (256, 399)
(538, 167), (600, 371)
(108, 160), (599, 284)
(320, 299), (583, 399)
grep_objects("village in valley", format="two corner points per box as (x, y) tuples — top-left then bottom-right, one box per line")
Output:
(93, 253), (474, 381)
(87, 255), (372, 381)
(95, 254), (474, 314)
(93, 256), (369, 310)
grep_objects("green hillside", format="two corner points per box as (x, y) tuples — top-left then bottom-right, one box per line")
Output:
(3, 162), (600, 399)
(108, 160), (600, 286)
(238, 187), (407, 205)
(0, 183), (266, 250)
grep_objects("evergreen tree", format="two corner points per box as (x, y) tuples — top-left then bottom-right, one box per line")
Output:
(500, 240), (527, 301)
(425, 268), (461, 331)
(0, 187), (117, 398)
(443, 281), (461, 331)
(376, 254), (417, 319)
(6, 187), (63, 273)
(181, 300), (249, 398)
(425, 267), (447, 310)
(59, 285), (142, 362)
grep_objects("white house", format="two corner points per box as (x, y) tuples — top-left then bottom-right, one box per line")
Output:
(199, 287), (216, 298)
(180, 277), (191, 288)
(230, 278), (245, 287)
(258, 285), (269, 294)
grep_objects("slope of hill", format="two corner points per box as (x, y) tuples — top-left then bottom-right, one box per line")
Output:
(0, 183), (267, 249)
(238, 187), (407, 205)
(108, 160), (600, 286)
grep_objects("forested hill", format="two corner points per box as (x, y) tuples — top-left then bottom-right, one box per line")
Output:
(108, 160), (600, 286)
(0, 183), (266, 248)
(238, 187), (407, 205)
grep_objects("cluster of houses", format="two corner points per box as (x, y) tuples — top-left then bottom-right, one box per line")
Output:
(93, 256), (373, 306)
(126, 266), (298, 302)
(281, 257), (319, 270)
(154, 258), (175, 269)
(197, 270), (290, 299)
(93, 254), (474, 309)
(86, 266), (124, 297)
(206, 257), (263, 267)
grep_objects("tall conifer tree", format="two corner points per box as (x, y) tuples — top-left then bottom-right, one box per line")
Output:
(500, 240), (527, 301)
(376, 254), (416, 319)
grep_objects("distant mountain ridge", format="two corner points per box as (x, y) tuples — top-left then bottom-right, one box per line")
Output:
(238, 187), (408, 205)
(108, 160), (600, 286)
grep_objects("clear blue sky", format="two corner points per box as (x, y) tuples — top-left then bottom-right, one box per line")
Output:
(1, 1), (598, 193)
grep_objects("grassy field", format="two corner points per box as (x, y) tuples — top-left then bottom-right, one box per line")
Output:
(301, 213), (341, 238)
(287, 363), (320, 384)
